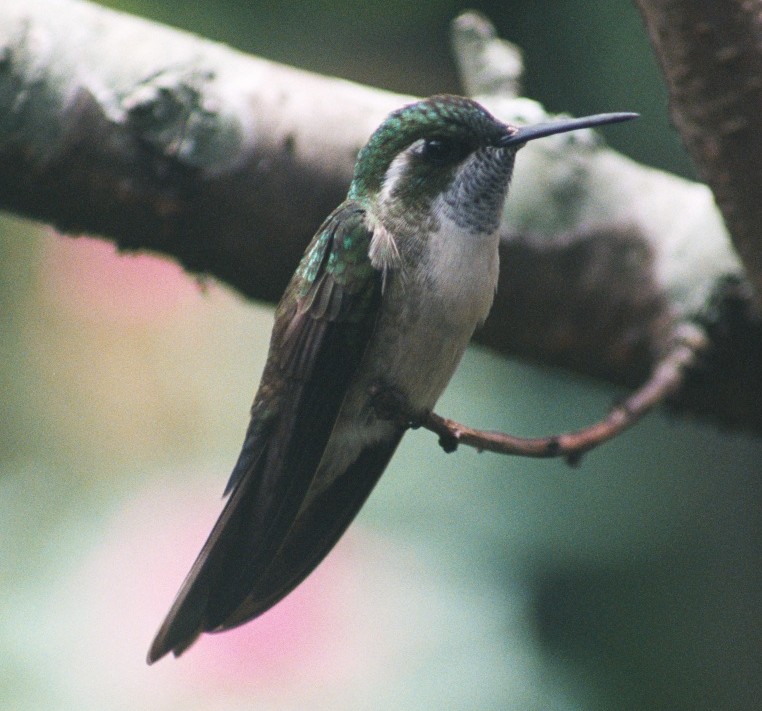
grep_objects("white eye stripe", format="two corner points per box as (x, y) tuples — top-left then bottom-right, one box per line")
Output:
(408, 138), (426, 154)
(379, 150), (412, 206)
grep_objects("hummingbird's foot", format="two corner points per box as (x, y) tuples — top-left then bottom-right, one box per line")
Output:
(368, 382), (425, 429)
(437, 432), (459, 453)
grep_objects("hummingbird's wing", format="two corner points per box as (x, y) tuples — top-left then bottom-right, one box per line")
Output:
(148, 201), (404, 663)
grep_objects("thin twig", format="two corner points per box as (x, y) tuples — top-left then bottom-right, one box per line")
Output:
(421, 322), (709, 465)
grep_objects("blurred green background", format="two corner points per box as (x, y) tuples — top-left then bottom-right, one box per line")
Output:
(2, 1), (761, 710)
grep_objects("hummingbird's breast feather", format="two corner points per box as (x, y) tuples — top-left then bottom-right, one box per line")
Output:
(371, 212), (500, 409)
(317, 214), (500, 483)
(310, 212), (500, 497)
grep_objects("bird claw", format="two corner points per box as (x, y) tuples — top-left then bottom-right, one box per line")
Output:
(437, 433), (459, 453)
(368, 382), (424, 429)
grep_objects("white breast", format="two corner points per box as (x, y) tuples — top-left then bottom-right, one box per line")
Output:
(311, 209), (500, 492)
(425, 207), (500, 328)
(364, 206), (501, 412)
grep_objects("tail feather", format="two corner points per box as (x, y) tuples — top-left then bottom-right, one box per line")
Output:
(146, 470), (254, 663)
(146, 431), (404, 663)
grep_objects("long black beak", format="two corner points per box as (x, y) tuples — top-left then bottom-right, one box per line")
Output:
(499, 112), (638, 147)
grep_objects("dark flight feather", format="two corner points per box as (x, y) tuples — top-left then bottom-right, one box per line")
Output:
(147, 202), (399, 663)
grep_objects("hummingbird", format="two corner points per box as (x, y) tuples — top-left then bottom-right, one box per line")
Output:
(147, 95), (636, 663)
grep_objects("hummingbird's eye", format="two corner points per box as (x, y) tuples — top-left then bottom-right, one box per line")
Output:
(414, 137), (470, 165)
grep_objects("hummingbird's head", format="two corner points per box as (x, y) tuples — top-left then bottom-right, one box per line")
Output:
(349, 95), (514, 236)
(349, 95), (637, 237)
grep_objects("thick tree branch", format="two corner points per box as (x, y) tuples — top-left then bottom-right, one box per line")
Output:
(634, 0), (762, 300)
(0, 0), (406, 303)
(1, 0), (761, 438)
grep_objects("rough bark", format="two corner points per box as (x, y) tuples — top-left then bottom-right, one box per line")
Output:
(635, 0), (762, 301)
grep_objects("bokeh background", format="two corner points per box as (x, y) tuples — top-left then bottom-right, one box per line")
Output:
(2, 1), (761, 709)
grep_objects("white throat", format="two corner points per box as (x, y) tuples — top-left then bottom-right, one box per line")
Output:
(424, 197), (501, 327)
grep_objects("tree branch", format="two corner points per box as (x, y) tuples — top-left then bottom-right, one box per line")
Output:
(634, 0), (762, 301)
(1, 0), (761, 439)
(422, 322), (708, 464)
(0, 0), (408, 302)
